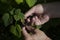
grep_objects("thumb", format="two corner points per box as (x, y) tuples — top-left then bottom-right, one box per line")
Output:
(22, 27), (30, 37)
(25, 6), (36, 19)
(25, 4), (44, 19)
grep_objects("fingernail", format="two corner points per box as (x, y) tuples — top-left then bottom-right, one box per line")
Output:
(27, 18), (30, 22)
(23, 27), (25, 30)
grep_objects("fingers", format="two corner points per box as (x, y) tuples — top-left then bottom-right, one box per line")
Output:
(25, 4), (44, 19)
(24, 26), (44, 35)
(40, 15), (49, 25)
(32, 16), (41, 25)
(25, 6), (36, 19)
(25, 26), (42, 34)
(26, 14), (49, 26)
(32, 14), (49, 25)
(26, 26), (35, 31)
(35, 4), (44, 14)
(22, 27), (30, 37)
(27, 18), (30, 22)
(24, 4), (46, 25)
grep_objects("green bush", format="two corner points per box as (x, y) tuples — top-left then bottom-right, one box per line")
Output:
(0, 0), (39, 40)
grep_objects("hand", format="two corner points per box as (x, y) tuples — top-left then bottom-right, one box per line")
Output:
(24, 4), (49, 25)
(22, 26), (51, 40)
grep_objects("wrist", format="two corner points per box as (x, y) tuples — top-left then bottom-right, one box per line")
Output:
(42, 2), (60, 18)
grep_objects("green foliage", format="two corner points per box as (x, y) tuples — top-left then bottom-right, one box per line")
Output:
(2, 13), (10, 26)
(26, 0), (37, 7)
(10, 24), (21, 38)
(14, 9), (24, 22)
(15, 0), (23, 4)
(0, 0), (41, 40)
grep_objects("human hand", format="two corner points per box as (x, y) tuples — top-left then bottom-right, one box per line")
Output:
(22, 26), (51, 40)
(24, 4), (49, 25)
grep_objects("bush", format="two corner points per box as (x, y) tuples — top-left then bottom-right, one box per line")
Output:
(0, 0), (40, 40)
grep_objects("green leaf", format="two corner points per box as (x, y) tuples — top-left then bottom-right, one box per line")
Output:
(36, 25), (42, 29)
(10, 8), (15, 15)
(16, 24), (21, 37)
(14, 9), (24, 22)
(14, 9), (21, 21)
(26, 0), (37, 7)
(15, 9), (21, 15)
(10, 25), (17, 36)
(15, 0), (23, 4)
(18, 12), (25, 23)
(2, 13), (10, 27)
(14, 15), (20, 21)
(10, 24), (21, 38)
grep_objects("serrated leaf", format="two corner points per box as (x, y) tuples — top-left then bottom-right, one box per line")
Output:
(15, 9), (21, 15)
(15, 0), (23, 4)
(19, 12), (24, 23)
(26, 0), (37, 7)
(14, 9), (24, 22)
(10, 24), (21, 38)
(14, 9), (21, 21)
(2, 13), (10, 27)
(14, 15), (20, 21)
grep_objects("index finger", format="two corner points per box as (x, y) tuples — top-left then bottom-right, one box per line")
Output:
(26, 26), (41, 34)
(22, 27), (30, 38)
(25, 4), (44, 19)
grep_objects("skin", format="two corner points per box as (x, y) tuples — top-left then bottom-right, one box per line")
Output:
(22, 4), (52, 40)
(22, 26), (51, 40)
(43, 2), (60, 18)
(22, 2), (60, 40)
(25, 4), (49, 25)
